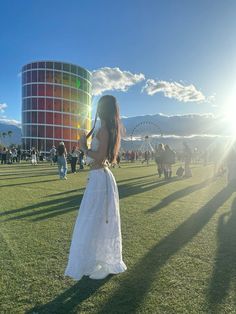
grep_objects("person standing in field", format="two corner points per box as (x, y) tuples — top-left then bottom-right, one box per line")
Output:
(70, 146), (79, 173)
(163, 144), (175, 179)
(1, 147), (7, 164)
(57, 142), (68, 180)
(50, 145), (57, 165)
(65, 95), (127, 280)
(183, 142), (192, 178)
(31, 148), (37, 165)
(155, 143), (165, 178)
(78, 149), (85, 170)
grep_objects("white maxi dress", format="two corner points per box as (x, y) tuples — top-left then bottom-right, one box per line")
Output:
(65, 133), (127, 280)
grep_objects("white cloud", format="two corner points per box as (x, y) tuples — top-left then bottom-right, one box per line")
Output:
(0, 103), (21, 127)
(158, 112), (215, 118)
(92, 67), (145, 96)
(142, 79), (206, 103)
(0, 118), (21, 126)
(0, 103), (7, 113)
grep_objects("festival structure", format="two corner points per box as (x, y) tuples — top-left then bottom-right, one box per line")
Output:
(21, 61), (92, 154)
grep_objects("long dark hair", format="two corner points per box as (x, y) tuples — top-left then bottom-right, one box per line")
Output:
(87, 95), (121, 163)
(58, 142), (66, 156)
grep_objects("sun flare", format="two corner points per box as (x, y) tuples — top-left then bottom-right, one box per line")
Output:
(223, 102), (236, 137)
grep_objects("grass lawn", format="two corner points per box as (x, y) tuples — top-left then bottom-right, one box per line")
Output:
(1, 161), (236, 313)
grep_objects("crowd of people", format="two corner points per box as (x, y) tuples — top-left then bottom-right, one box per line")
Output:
(2, 95), (236, 286)
(2, 140), (236, 185)
(119, 142), (192, 179)
(0, 147), (22, 164)
(0, 142), (201, 181)
(0, 147), (47, 164)
(51, 144), (86, 179)
(0, 145), (85, 172)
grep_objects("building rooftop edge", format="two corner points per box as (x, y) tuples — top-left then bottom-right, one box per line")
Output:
(22, 60), (92, 75)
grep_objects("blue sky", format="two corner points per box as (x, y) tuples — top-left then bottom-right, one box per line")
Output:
(0, 0), (236, 123)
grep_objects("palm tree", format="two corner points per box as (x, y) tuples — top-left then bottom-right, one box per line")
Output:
(1, 132), (7, 146)
(8, 130), (13, 138)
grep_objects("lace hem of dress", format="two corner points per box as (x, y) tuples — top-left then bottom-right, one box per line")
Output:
(65, 260), (127, 281)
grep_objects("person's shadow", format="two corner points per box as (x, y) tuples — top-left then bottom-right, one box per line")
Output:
(0, 193), (84, 222)
(207, 196), (236, 313)
(26, 276), (111, 314)
(147, 178), (213, 213)
(96, 185), (234, 313)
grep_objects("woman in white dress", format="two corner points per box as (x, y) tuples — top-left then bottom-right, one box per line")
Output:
(31, 149), (37, 165)
(65, 95), (127, 280)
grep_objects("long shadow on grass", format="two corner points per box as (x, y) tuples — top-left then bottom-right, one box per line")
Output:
(1, 176), (176, 221)
(0, 164), (53, 172)
(33, 180), (173, 221)
(0, 178), (59, 188)
(0, 172), (57, 181)
(0, 193), (83, 221)
(207, 196), (236, 313)
(46, 173), (158, 199)
(118, 177), (179, 199)
(147, 178), (214, 213)
(0, 167), (57, 175)
(26, 276), (111, 314)
(47, 188), (85, 198)
(117, 173), (157, 184)
(96, 185), (234, 313)
(118, 163), (155, 169)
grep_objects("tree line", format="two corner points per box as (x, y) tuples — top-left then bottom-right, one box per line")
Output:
(0, 130), (13, 147)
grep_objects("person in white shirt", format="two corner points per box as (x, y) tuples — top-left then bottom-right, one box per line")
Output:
(31, 149), (37, 165)
(50, 146), (57, 165)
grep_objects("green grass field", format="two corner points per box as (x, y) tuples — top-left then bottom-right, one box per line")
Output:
(1, 161), (236, 314)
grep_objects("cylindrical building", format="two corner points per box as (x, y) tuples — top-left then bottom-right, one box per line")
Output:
(21, 61), (92, 154)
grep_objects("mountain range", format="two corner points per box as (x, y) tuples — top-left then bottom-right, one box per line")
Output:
(0, 113), (228, 149)
(121, 113), (225, 137)
(0, 120), (21, 146)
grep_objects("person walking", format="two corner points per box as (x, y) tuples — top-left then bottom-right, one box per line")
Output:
(65, 95), (127, 280)
(116, 153), (121, 168)
(78, 150), (84, 170)
(57, 142), (68, 180)
(155, 143), (165, 178)
(17, 147), (22, 163)
(31, 148), (37, 165)
(70, 146), (79, 173)
(183, 142), (192, 177)
(1, 147), (7, 164)
(12, 148), (17, 163)
(50, 146), (57, 165)
(163, 144), (175, 179)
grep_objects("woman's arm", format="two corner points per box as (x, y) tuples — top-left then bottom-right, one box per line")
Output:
(86, 127), (109, 163)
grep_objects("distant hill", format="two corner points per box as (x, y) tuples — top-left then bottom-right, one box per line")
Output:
(120, 113), (227, 151)
(0, 113), (228, 149)
(121, 113), (225, 136)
